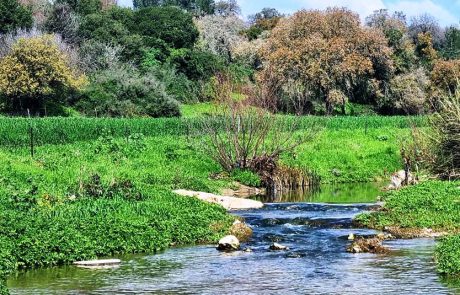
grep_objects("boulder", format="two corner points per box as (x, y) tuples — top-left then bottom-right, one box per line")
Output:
(217, 235), (240, 251)
(348, 233), (355, 241)
(347, 238), (388, 254)
(173, 189), (264, 210)
(387, 170), (414, 190)
(229, 220), (253, 242)
(269, 243), (289, 251)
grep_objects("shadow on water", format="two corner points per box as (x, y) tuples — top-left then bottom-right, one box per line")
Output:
(7, 182), (460, 294)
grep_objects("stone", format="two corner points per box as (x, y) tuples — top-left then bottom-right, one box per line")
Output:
(229, 221), (253, 242)
(348, 233), (355, 241)
(173, 189), (264, 210)
(347, 238), (389, 254)
(73, 259), (121, 268)
(387, 170), (414, 190)
(269, 243), (289, 251)
(217, 235), (240, 251)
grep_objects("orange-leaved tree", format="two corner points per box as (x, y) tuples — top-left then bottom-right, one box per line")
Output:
(259, 7), (394, 115)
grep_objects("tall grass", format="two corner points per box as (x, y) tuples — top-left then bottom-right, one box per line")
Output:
(0, 116), (427, 147)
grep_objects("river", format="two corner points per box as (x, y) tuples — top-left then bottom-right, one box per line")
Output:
(7, 183), (460, 294)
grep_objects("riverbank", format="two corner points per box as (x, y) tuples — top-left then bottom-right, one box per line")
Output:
(355, 181), (460, 276)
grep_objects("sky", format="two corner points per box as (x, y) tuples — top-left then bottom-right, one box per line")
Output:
(118, 0), (460, 27)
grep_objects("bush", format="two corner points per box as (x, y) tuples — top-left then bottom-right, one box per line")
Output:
(0, 0), (33, 34)
(0, 34), (87, 116)
(77, 65), (181, 118)
(377, 68), (429, 115)
(436, 235), (460, 276)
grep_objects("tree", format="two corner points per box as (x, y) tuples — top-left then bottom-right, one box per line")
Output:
(377, 68), (429, 115)
(0, 34), (87, 115)
(244, 7), (282, 40)
(194, 15), (245, 61)
(77, 65), (180, 117)
(249, 7), (282, 24)
(134, 6), (198, 49)
(366, 9), (416, 74)
(54, 0), (102, 16)
(409, 14), (444, 48)
(441, 26), (460, 60)
(214, 0), (239, 17)
(0, 0), (33, 34)
(431, 59), (460, 98)
(44, 3), (82, 44)
(133, 0), (215, 15)
(260, 8), (393, 115)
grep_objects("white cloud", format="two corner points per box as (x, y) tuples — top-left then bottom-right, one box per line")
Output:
(387, 0), (458, 26)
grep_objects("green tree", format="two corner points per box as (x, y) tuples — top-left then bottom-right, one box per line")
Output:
(55, 0), (101, 16)
(0, 0), (33, 34)
(441, 26), (460, 60)
(134, 6), (198, 49)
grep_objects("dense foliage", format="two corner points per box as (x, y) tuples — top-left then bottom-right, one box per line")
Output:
(356, 181), (460, 230)
(0, 0), (32, 34)
(0, 34), (86, 116)
(259, 8), (393, 115)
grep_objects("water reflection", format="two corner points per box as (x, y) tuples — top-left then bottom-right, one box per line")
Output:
(255, 182), (383, 203)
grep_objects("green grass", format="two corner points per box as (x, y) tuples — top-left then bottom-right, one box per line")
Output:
(180, 102), (223, 118)
(283, 128), (406, 183)
(0, 115), (427, 147)
(0, 134), (235, 292)
(355, 181), (460, 230)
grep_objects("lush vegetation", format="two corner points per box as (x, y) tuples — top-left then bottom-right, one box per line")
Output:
(0, 132), (237, 292)
(356, 181), (460, 230)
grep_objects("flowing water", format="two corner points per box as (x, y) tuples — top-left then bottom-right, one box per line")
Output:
(8, 183), (460, 294)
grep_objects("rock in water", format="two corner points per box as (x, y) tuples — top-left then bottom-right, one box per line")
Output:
(347, 238), (388, 254)
(269, 243), (288, 251)
(348, 233), (355, 241)
(230, 220), (253, 242)
(217, 235), (240, 251)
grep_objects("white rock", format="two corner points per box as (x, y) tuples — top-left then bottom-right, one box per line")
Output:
(348, 233), (355, 241)
(173, 189), (264, 210)
(217, 235), (240, 251)
(73, 259), (121, 268)
(269, 243), (288, 251)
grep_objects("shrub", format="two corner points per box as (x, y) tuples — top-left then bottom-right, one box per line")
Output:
(436, 235), (460, 276)
(0, 34), (87, 116)
(77, 65), (180, 118)
(0, 0), (33, 34)
(378, 68), (429, 115)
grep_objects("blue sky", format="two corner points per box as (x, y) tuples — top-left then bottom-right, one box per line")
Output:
(118, 0), (460, 27)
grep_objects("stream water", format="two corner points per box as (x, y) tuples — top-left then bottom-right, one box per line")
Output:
(7, 183), (460, 294)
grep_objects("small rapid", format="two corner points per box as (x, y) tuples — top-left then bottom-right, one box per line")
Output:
(8, 184), (460, 294)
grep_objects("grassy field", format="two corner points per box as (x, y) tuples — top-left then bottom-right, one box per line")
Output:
(355, 181), (460, 276)
(0, 114), (422, 292)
